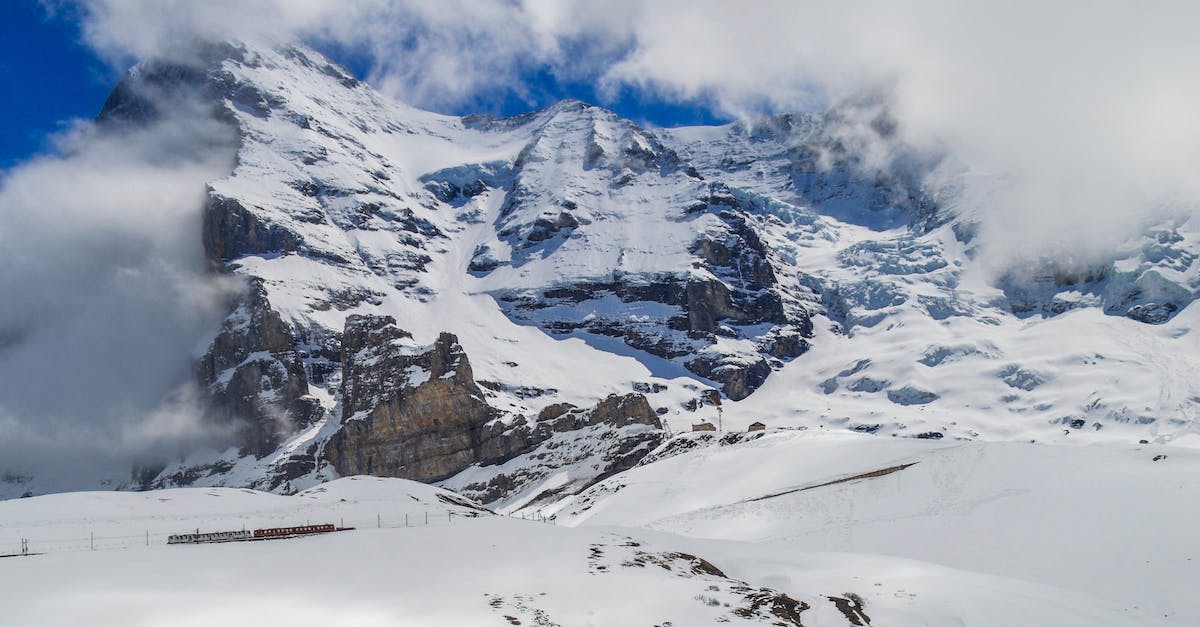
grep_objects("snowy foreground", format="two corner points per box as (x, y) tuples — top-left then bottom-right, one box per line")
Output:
(2, 434), (1195, 626)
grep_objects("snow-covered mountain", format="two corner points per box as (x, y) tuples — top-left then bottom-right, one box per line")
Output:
(4, 37), (1200, 625)
(6, 38), (1181, 505)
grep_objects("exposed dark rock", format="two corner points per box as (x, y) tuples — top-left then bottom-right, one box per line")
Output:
(632, 381), (669, 394)
(456, 393), (664, 505)
(886, 386), (939, 405)
(500, 268), (807, 399)
(827, 594), (872, 626)
(1127, 302), (1177, 324)
(527, 211), (581, 242)
(480, 121), (816, 401)
(419, 161), (513, 207)
(325, 315), (664, 487)
(545, 393), (659, 432)
(762, 330), (811, 359)
(537, 402), (577, 422)
(203, 192), (303, 266)
(325, 315), (506, 482)
(999, 365), (1043, 391)
(730, 585), (811, 626)
(686, 355), (772, 402)
(847, 377), (889, 394)
(198, 278), (321, 457)
(684, 278), (746, 334)
(147, 459), (237, 489)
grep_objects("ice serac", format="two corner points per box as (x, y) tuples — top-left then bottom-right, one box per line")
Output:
(325, 314), (664, 498)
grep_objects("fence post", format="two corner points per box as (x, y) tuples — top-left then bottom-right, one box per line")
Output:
(405, 513), (408, 527)
(425, 511), (428, 525)
(90, 532), (94, 551)
(146, 530), (149, 547)
(377, 514), (381, 529)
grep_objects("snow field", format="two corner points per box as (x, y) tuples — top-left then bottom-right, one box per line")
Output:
(0, 470), (1158, 626)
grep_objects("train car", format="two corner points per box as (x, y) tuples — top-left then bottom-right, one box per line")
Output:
(251, 523), (337, 540)
(167, 530), (251, 545)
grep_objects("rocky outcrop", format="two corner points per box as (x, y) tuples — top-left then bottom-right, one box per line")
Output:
(444, 393), (666, 506)
(685, 355), (773, 403)
(324, 315), (664, 496)
(325, 315), (510, 482)
(197, 278), (322, 457)
(203, 192), (303, 266)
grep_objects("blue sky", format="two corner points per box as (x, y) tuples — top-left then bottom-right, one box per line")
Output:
(0, 2), (112, 168)
(0, 1), (727, 171)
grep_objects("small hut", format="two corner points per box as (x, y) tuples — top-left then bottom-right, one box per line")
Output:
(692, 421), (716, 432)
(748, 421), (766, 432)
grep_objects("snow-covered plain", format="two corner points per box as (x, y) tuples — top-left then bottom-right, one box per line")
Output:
(555, 430), (1200, 622)
(0, 470), (1171, 626)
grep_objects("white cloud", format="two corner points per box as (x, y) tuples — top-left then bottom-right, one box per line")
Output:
(68, 0), (1200, 273)
(0, 105), (238, 487)
(549, 0), (1200, 272)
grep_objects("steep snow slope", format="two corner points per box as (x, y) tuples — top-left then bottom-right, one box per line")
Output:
(0, 477), (1155, 626)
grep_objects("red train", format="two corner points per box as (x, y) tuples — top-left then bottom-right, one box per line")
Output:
(252, 523), (337, 539)
(169, 523), (351, 545)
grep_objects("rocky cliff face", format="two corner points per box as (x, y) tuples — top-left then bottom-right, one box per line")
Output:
(325, 315), (663, 497)
(326, 315), (506, 481)
(197, 278), (322, 457)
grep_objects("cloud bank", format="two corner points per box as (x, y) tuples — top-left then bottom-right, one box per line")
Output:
(0, 99), (237, 489)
